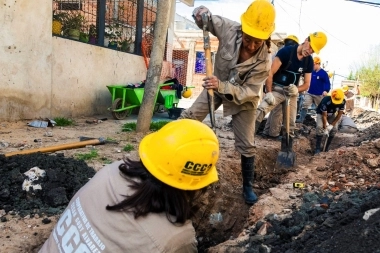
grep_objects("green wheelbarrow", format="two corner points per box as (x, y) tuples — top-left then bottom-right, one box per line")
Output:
(107, 83), (175, 120)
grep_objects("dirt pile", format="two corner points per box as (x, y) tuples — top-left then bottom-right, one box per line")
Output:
(0, 109), (380, 253)
(0, 153), (95, 218)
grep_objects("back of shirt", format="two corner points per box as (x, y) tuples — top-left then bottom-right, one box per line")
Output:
(39, 161), (197, 253)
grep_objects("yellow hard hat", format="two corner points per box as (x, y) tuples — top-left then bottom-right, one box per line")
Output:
(331, 88), (344, 105)
(313, 56), (321, 64)
(284, 35), (299, 44)
(182, 88), (192, 98)
(241, 0), (276, 40)
(341, 85), (349, 91)
(309, 31), (327, 54)
(328, 72), (333, 78)
(139, 119), (219, 190)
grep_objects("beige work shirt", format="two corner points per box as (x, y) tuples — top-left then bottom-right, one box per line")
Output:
(207, 15), (271, 116)
(39, 161), (197, 253)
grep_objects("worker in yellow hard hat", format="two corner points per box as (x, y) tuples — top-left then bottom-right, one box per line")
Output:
(314, 89), (345, 154)
(262, 34), (300, 139)
(255, 31), (328, 155)
(40, 119), (220, 252)
(296, 56), (331, 124)
(182, 0), (276, 205)
(341, 84), (360, 117)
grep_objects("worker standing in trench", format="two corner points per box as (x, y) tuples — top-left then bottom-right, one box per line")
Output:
(179, 0), (276, 205)
(254, 32), (328, 154)
(262, 35), (300, 139)
(314, 89), (346, 154)
(296, 56), (331, 124)
(39, 119), (220, 253)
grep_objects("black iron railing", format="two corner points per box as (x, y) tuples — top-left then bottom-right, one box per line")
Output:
(52, 0), (157, 55)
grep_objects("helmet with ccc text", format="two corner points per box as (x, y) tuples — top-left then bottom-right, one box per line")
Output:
(309, 31), (327, 54)
(284, 34), (299, 45)
(139, 119), (219, 190)
(182, 88), (192, 98)
(241, 0), (276, 40)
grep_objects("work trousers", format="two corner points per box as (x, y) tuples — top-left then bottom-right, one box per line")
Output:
(263, 104), (282, 137)
(301, 93), (324, 109)
(316, 114), (339, 136)
(179, 89), (259, 157)
(345, 99), (355, 116)
(256, 85), (298, 137)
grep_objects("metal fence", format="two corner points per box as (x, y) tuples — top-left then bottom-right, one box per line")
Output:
(52, 0), (158, 55)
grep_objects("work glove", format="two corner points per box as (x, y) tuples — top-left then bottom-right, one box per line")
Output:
(327, 125), (333, 132)
(192, 6), (211, 27)
(264, 92), (275, 105)
(287, 84), (299, 96)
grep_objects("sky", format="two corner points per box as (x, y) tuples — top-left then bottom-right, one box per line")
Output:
(175, 0), (380, 87)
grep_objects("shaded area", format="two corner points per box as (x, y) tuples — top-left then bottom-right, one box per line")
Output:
(0, 153), (95, 218)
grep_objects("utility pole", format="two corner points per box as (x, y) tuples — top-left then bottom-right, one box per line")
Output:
(136, 0), (173, 132)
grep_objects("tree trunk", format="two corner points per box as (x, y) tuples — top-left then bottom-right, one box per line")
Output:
(136, 0), (172, 133)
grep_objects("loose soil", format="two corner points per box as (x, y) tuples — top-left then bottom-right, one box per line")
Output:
(0, 108), (380, 253)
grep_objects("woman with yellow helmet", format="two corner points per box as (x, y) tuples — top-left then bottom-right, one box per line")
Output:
(40, 119), (220, 253)
(180, 0), (276, 205)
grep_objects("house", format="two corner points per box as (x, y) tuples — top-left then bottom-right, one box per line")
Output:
(0, 0), (285, 121)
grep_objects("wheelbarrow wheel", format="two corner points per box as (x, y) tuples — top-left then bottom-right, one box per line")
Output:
(111, 98), (131, 120)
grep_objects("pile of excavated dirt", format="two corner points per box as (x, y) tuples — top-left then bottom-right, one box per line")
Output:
(0, 108), (379, 253)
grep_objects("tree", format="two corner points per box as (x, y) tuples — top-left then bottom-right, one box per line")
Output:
(350, 44), (380, 98)
(136, 0), (173, 133)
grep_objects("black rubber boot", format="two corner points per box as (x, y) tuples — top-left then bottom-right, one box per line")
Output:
(254, 120), (261, 135)
(241, 155), (258, 205)
(315, 135), (322, 155)
(324, 136), (334, 152)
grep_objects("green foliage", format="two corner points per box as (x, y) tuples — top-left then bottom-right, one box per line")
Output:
(75, 149), (98, 161)
(53, 11), (68, 22)
(350, 44), (380, 98)
(54, 117), (74, 126)
(123, 144), (134, 152)
(122, 122), (137, 132)
(62, 12), (86, 32)
(149, 121), (170, 131)
(121, 121), (170, 132)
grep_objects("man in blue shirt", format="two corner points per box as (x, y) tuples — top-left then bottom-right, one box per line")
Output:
(314, 88), (346, 154)
(296, 56), (331, 123)
(255, 32), (328, 153)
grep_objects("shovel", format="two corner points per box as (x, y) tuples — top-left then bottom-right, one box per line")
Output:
(202, 13), (216, 132)
(275, 97), (296, 169)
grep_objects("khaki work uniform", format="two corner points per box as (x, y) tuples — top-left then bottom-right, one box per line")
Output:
(345, 90), (356, 117)
(39, 161), (197, 253)
(180, 15), (270, 157)
(263, 104), (282, 137)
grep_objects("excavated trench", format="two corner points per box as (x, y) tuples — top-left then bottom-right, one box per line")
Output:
(1, 110), (380, 252)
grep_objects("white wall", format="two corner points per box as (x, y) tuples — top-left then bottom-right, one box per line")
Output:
(0, 0), (148, 121)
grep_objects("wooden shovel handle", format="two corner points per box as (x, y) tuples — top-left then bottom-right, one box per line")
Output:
(4, 139), (103, 157)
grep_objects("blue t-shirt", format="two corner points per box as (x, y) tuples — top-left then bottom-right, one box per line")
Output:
(316, 96), (346, 114)
(308, 68), (331, 95)
(272, 45), (313, 87)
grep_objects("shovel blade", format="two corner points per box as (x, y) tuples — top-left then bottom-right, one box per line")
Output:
(275, 151), (296, 169)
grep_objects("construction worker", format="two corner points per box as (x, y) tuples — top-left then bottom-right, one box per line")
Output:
(179, 0), (276, 205)
(262, 34), (299, 139)
(314, 89), (345, 154)
(255, 32), (328, 152)
(342, 84), (360, 117)
(39, 119), (220, 253)
(296, 56), (331, 123)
